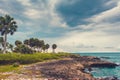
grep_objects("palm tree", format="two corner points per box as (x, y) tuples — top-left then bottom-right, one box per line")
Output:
(0, 15), (18, 53)
(38, 40), (44, 52)
(52, 44), (57, 53)
(29, 38), (35, 48)
(8, 44), (13, 52)
(24, 39), (29, 47)
(42, 45), (46, 53)
(0, 37), (3, 50)
(28, 38), (38, 51)
(45, 44), (50, 53)
(15, 40), (22, 47)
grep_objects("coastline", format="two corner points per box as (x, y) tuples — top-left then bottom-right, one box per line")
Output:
(4, 54), (118, 80)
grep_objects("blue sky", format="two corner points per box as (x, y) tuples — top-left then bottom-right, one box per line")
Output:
(0, 0), (120, 52)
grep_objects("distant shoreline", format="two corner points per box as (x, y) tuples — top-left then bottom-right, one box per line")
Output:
(72, 52), (120, 54)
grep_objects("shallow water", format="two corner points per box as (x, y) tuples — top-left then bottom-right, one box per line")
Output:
(77, 52), (120, 78)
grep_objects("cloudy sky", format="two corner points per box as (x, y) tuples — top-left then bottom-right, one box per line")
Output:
(0, 0), (120, 52)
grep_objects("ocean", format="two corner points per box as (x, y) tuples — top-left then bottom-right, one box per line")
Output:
(77, 52), (120, 78)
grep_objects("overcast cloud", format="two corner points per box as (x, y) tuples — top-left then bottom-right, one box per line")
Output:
(0, 0), (120, 52)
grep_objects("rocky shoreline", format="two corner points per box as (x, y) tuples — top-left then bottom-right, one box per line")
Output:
(6, 55), (119, 80)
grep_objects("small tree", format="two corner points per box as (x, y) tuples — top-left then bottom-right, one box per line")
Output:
(15, 40), (22, 47)
(52, 44), (57, 53)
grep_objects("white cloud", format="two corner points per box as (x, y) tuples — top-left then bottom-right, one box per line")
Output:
(24, 9), (44, 19)
(16, 19), (23, 25)
(49, 1), (120, 52)
(105, 0), (118, 7)
(54, 26), (120, 52)
(17, 0), (32, 7)
(21, 0), (68, 28)
(45, 0), (69, 28)
(87, 1), (120, 23)
(8, 32), (33, 44)
(0, 8), (8, 14)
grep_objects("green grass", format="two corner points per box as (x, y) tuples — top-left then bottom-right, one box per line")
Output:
(0, 52), (72, 73)
(0, 65), (21, 79)
(0, 52), (71, 65)
(0, 65), (20, 72)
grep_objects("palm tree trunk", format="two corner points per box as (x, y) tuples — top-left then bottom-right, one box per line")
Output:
(46, 49), (48, 53)
(39, 48), (42, 52)
(53, 49), (55, 53)
(3, 34), (7, 54)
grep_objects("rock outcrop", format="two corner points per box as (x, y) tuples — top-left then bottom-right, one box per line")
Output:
(72, 56), (117, 68)
(6, 55), (118, 80)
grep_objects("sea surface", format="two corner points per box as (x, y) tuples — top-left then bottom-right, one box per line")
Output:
(77, 52), (120, 78)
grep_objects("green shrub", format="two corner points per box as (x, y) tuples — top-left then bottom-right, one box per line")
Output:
(14, 45), (33, 54)
(13, 62), (20, 67)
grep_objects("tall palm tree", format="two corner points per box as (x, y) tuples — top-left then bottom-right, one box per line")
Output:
(29, 38), (35, 48)
(38, 40), (44, 52)
(0, 15), (18, 53)
(28, 38), (37, 51)
(45, 44), (50, 53)
(52, 44), (57, 53)
(42, 45), (46, 53)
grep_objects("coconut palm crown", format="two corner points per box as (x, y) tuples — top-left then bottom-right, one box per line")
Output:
(52, 44), (57, 53)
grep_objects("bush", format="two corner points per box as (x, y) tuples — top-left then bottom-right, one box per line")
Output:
(14, 45), (33, 54)
(13, 62), (20, 67)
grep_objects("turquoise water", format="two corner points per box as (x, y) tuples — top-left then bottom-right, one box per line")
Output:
(77, 53), (120, 78)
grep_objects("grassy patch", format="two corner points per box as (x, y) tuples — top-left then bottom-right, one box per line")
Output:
(0, 65), (19, 79)
(0, 52), (72, 65)
(0, 65), (20, 72)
